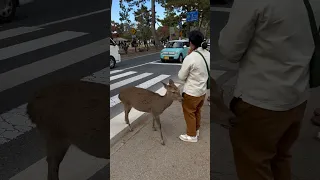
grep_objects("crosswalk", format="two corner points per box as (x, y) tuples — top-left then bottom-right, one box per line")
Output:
(0, 24), (110, 180)
(0, 24), (177, 180)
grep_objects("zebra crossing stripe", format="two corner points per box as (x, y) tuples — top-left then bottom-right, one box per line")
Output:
(0, 31), (87, 61)
(110, 73), (152, 91)
(110, 70), (123, 74)
(0, 27), (43, 40)
(0, 38), (109, 92)
(110, 74), (171, 108)
(110, 71), (137, 81)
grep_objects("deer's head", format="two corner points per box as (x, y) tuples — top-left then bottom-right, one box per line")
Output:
(162, 79), (183, 102)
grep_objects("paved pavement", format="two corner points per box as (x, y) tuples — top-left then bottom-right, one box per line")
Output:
(0, 1), (110, 179)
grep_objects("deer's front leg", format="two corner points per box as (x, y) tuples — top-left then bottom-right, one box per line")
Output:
(152, 116), (157, 131)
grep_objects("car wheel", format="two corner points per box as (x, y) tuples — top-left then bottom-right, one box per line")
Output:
(0, 0), (17, 23)
(178, 54), (183, 63)
(110, 56), (116, 69)
(161, 59), (165, 63)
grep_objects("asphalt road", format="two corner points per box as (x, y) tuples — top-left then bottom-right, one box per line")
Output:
(0, 0), (110, 179)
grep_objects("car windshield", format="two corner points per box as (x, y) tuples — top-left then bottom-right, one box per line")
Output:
(166, 41), (183, 48)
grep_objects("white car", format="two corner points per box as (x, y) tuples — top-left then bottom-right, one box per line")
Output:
(110, 38), (121, 69)
(0, 0), (34, 22)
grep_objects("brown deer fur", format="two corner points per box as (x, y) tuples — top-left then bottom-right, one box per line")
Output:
(118, 79), (182, 145)
(26, 80), (109, 180)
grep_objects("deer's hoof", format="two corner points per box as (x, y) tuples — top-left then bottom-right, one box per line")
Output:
(153, 127), (157, 131)
(161, 141), (165, 145)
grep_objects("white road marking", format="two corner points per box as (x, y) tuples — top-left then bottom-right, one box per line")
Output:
(110, 73), (152, 91)
(0, 31), (87, 61)
(211, 7), (231, 12)
(0, 38), (109, 92)
(150, 62), (182, 66)
(110, 70), (123, 75)
(110, 71), (137, 81)
(110, 60), (159, 74)
(110, 74), (170, 108)
(36, 8), (110, 28)
(0, 27), (43, 40)
(110, 83), (180, 141)
(9, 145), (107, 180)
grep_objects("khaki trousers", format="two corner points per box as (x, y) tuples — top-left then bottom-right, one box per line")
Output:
(182, 93), (206, 136)
(229, 97), (307, 180)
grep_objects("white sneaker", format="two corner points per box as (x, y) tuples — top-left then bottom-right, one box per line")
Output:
(179, 134), (198, 142)
(196, 130), (200, 137)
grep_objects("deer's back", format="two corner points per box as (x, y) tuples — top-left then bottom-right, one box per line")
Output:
(27, 81), (110, 155)
(119, 87), (162, 112)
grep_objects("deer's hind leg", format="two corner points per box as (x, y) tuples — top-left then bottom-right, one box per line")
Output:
(124, 103), (133, 131)
(154, 115), (165, 145)
(45, 134), (70, 180)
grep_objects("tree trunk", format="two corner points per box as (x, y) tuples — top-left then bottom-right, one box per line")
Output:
(151, 0), (161, 49)
(199, 12), (203, 30)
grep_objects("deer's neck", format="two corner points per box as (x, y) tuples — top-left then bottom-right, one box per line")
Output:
(162, 93), (174, 108)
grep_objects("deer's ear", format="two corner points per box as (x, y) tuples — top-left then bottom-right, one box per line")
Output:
(161, 82), (168, 89)
(168, 79), (174, 85)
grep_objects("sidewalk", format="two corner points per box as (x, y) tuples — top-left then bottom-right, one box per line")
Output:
(120, 46), (161, 60)
(110, 94), (210, 180)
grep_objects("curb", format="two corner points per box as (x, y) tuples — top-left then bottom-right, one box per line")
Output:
(110, 112), (150, 148)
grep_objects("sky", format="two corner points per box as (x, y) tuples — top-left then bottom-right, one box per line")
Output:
(111, 0), (165, 29)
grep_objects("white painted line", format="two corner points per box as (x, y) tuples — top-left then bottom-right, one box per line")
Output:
(0, 31), (87, 61)
(211, 7), (231, 12)
(0, 38), (109, 92)
(9, 145), (107, 180)
(0, 27), (43, 40)
(122, 52), (160, 60)
(110, 71), (137, 81)
(110, 83), (180, 140)
(110, 70), (123, 75)
(36, 9), (110, 28)
(114, 60), (158, 72)
(110, 74), (170, 107)
(150, 62), (182, 66)
(110, 73), (152, 91)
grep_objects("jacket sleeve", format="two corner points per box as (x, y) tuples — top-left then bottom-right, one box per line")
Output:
(218, 0), (260, 63)
(178, 55), (192, 82)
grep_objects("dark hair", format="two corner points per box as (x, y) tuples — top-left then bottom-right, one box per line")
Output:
(188, 30), (208, 49)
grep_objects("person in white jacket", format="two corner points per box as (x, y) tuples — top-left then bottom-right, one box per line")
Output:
(178, 30), (210, 143)
(218, 0), (319, 179)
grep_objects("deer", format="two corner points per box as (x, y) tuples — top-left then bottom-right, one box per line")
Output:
(26, 80), (110, 180)
(118, 79), (183, 145)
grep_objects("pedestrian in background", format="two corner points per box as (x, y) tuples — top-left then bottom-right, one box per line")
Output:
(218, 0), (319, 179)
(178, 30), (210, 143)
